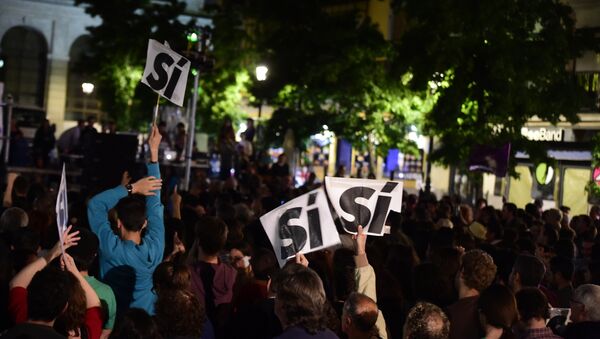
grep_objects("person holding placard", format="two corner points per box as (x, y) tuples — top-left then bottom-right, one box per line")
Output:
(87, 124), (164, 316)
(342, 225), (388, 339)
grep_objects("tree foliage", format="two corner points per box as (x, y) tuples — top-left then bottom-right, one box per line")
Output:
(75, 0), (193, 129)
(393, 0), (599, 168)
(238, 0), (431, 155)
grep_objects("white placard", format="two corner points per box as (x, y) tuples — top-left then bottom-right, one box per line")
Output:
(325, 177), (403, 236)
(55, 164), (68, 256)
(260, 187), (341, 267)
(141, 39), (190, 107)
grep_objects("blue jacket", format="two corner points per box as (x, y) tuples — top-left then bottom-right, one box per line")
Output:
(88, 163), (164, 315)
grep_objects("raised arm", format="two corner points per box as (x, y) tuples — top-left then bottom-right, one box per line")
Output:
(353, 225), (388, 339)
(62, 253), (101, 309)
(144, 124), (165, 260)
(3, 172), (18, 208)
(87, 184), (128, 254)
(10, 226), (80, 289)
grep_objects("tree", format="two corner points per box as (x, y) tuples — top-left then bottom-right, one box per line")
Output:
(75, 0), (194, 129)
(240, 0), (432, 158)
(393, 0), (599, 169)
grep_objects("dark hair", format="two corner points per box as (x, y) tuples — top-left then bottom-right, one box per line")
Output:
(554, 239), (575, 259)
(0, 207), (29, 233)
(110, 308), (162, 339)
(13, 175), (29, 196)
(275, 264), (328, 334)
(11, 227), (40, 252)
(478, 284), (518, 329)
(67, 227), (99, 271)
(153, 262), (205, 338)
(195, 216), (228, 256)
(250, 248), (279, 281)
(461, 249), (497, 292)
(515, 287), (550, 321)
(152, 261), (191, 293)
(503, 203), (517, 216)
(27, 266), (71, 321)
(550, 256), (574, 282)
(55, 271), (87, 336)
(515, 238), (536, 256)
(343, 292), (379, 335)
(115, 196), (146, 232)
(403, 302), (450, 339)
(513, 254), (545, 287)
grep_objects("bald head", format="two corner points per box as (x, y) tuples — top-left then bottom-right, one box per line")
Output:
(343, 292), (379, 336)
(404, 302), (449, 339)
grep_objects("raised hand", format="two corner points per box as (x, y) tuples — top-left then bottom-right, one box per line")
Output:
(148, 123), (162, 162)
(352, 225), (367, 256)
(171, 185), (182, 207)
(131, 176), (162, 196)
(46, 226), (80, 263)
(61, 252), (79, 275)
(173, 232), (185, 254)
(295, 253), (309, 267)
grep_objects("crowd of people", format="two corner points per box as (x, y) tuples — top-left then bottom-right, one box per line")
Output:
(0, 123), (599, 338)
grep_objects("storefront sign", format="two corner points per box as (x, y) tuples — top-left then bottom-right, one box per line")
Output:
(521, 127), (563, 142)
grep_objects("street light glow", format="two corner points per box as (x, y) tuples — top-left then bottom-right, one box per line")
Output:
(81, 82), (95, 94)
(256, 65), (268, 81)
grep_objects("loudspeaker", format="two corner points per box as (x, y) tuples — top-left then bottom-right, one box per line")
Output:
(83, 133), (139, 193)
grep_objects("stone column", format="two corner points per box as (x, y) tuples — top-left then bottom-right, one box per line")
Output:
(45, 56), (69, 134)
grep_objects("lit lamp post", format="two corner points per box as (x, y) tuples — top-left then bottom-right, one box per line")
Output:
(255, 65), (268, 146)
(81, 82), (94, 119)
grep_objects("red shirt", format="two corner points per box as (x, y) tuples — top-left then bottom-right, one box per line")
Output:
(8, 287), (103, 339)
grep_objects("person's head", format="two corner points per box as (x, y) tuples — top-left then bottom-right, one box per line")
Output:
(274, 264), (328, 333)
(515, 287), (551, 325)
(341, 292), (379, 338)
(403, 302), (450, 339)
(0, 207), (29, 233)
(502, 203), (517, 222)
(570, 284), (600, 323)
(456, 249), (497, 294)
(478, 284), (518, 332)
(543, 209), (562, 226)
(76, 119), (85, 128)
(277, 153), (287, 164)
(66, 227), (99, 272)
(176, 122), (185, 132)
(115, 196), (147, 236)
(13, 175), (29, 197)
(550, 256), (574, 286)
(195, 216), (228, 257)
(153, 262), (205, 337)
(110, 308), (162, 339)
(27, 266), (71, 323)
(554, 238), (576, 259)
(510, 254), (545, 292)
(55, 270), (87, 336)
(152, 261), (192, 294)
(86, 116), (96, 126)
(459, 204), (473, 225)
(250, 248), (279, 281)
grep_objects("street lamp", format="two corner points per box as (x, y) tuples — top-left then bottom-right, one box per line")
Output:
(255, 65), (268, 82)
(81, 82), (94, 119)
(255, 66), (268, 146)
